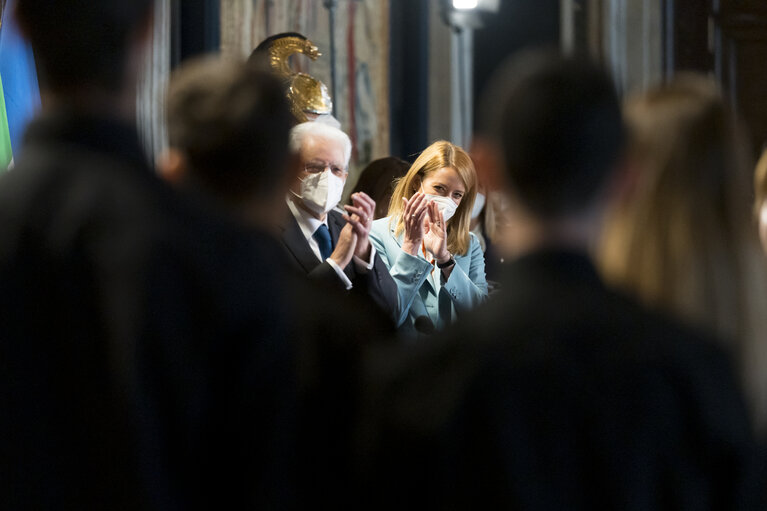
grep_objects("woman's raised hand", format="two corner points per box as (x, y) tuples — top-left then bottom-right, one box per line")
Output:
(401, 192), (429, 256)
(423, 200), (449, 262)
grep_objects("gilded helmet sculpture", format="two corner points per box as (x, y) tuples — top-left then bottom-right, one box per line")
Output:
(251, 32), (333, 123)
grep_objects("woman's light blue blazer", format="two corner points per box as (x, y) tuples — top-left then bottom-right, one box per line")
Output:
(369, 216), (488, 334)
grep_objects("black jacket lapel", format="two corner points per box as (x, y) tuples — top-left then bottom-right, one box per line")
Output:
(279, 212), (322, 274)
(327, 210), (346, 246)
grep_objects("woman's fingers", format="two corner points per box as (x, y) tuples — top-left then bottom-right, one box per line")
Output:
(403, 193), (434, 243)
(403, 193), (420, 219)
(416, 204), (429, 225)
(438, 209), (446, 234)
(409, 192), (425, 215)
(409, 203), (428, 228)
(406, 194), (425, 220)
(412, 201), (429, 224)
(432, 201), (442, 224)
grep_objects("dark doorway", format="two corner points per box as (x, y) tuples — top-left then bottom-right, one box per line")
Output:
(472, 0), (560, 126)
(666, 0), (767, 152)
(389, 0), (430, 162)
(170, 0), (220, 68)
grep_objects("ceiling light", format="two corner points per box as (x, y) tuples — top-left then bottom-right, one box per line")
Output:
(453, 0), (478, 9)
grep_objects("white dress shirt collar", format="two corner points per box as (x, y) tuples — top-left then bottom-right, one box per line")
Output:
(287, 196), (328, 241)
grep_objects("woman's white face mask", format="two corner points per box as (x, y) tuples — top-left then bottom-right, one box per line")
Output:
(471, 192), (486, 220)
(422, 186), (459, 223)
(293, 170), (345, 216)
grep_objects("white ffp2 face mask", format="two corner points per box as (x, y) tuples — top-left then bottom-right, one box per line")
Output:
(471, 192), (486, 220)
(422, 188), (459, 223)
(294, 170), (345, 216)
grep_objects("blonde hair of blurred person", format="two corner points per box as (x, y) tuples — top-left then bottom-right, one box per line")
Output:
(753, 148), (767, 252)
(599, 74), (767, 436)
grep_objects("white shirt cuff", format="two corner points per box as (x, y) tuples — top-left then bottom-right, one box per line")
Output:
(326, 257), (353, 290)
(353, 244), (376, 273)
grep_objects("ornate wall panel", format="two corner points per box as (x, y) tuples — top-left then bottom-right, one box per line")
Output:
(221, 0), (391, 183)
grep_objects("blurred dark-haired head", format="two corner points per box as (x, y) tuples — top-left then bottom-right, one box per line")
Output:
(351, 157), (410, 220)
(15, 0), (154, 94)
(479, 50), (625, 219)
(164, 57), (294, 207)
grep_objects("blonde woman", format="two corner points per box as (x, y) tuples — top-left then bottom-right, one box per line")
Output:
(599, 75), (767, 438)
(370, 140), (488, 333)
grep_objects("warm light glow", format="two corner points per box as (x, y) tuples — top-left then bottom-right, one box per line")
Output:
(453, 0), (479, 9)
(758, 201), (767, 255)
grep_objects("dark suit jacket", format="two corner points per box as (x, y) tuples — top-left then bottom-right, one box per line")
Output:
(357, 249), (766, 510)
(279, 207), (398, 323)
(0, 111), (302, 510)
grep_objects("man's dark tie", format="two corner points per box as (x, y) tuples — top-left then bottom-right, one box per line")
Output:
(313, 224), (332, 261)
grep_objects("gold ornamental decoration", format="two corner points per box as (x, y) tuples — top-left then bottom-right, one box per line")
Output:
(252, 32), (333, 123)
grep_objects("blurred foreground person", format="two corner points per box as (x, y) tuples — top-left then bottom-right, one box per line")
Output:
(357, 52), (765, 510)
(370, 140), (488, 335)
(280, 121), (399, 323)
(0, 1), (165, 508)
(161, 56), (395, 507)
(599, 75), (767, 439)
(0, 3), (300, 509)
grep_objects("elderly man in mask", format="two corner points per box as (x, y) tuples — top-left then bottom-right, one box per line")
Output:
(281, 121), (398, 323)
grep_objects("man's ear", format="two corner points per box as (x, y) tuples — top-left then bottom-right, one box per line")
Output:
(156, 148), (188, 185)
(470, 136), (508, 194)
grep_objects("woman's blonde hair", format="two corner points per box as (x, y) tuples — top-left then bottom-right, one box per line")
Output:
(599, 74), (767, 436)
(387, 140), (477, 256)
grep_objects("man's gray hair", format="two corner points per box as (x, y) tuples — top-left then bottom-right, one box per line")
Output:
(289, 121), (353, 167)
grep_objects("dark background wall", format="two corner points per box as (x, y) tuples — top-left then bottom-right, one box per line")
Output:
(170, 0), (220, 67)
(473, 0), (560, 125)
(665, 0), (767, 153)
(389, 0), (430, 162)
